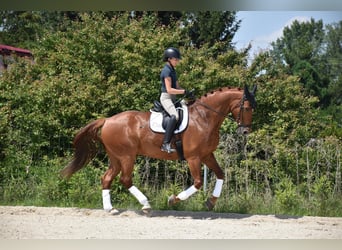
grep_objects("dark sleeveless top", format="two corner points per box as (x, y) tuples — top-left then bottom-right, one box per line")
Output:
(160, 63), (177, 93)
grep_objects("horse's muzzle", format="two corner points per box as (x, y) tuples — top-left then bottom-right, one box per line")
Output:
(237, 126), (251, 135)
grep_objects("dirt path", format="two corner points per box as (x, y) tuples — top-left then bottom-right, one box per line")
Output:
(0, 206), (341, 239)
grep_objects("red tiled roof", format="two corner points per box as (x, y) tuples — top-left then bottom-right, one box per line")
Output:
(0, 44), (33, 56)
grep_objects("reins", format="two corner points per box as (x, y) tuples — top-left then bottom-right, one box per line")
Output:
(175, 87), (254, 127)
(196, 100), (234, 121)
(195, 94), (252, 127)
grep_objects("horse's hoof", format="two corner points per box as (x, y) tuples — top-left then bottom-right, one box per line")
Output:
(104, 208), (119, 215)
(205, 198), (215, 211)
(109, 208), (120, 215)
(168, 194), (177, 207)
(104, 207), (113, 212)
(142, 204), (152, 214)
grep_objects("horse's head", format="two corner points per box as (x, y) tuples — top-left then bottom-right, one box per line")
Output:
(231, 85), (257, 135)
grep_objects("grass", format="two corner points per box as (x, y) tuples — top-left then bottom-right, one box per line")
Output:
(1, 156), (342, 217)
(2, 181), (342, 217)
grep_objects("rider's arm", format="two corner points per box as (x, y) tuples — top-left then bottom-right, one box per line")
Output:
(165, 77), (185, 95)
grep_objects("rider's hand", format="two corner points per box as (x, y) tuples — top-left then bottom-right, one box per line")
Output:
(184, 89), (195, 99)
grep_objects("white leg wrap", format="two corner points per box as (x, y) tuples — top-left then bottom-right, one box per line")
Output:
(212, 179), (224, 197)
(102, 189), (113, 211)
(177, 185), (198, 200)
(129, 186), (150, 206)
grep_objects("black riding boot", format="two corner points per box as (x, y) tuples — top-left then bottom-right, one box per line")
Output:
(161, 115), (177, 153)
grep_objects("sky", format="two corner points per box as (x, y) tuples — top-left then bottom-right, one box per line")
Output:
(232, 11), (342, 59)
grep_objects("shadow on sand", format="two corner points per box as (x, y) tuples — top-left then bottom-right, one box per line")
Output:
(108, 209), (303, 220)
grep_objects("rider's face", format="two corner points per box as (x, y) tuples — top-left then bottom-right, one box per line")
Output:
(169, 57), (180, 67)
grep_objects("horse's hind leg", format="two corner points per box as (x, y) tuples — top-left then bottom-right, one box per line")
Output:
(101, 161), (121, 212)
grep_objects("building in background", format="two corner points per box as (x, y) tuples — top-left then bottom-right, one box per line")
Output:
(0, 44), (34, 73)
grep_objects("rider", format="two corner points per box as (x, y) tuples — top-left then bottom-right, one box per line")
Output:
(160, 47), (188, 153)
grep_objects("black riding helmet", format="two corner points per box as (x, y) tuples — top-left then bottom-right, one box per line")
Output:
(163, 47), (181, 62)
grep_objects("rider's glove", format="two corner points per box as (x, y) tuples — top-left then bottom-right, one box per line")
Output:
(184, 89), (195, 99)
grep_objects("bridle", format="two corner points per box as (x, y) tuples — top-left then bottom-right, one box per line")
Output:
(196, 92), (254, 128)
(234, 94), (253, 128)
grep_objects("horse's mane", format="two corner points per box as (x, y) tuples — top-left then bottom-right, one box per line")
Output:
(186, 86), (241, 106)
(199, 86), (242, 100)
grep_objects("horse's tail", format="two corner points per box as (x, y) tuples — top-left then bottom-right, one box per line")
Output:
(61, 118), (106, 179)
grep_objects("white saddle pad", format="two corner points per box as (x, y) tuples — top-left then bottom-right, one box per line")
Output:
(149, 103), (189, 134)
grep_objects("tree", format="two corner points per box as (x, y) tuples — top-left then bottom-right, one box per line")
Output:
(182, 11), (240, 54)
(0, 11), (83, 48)
(130, 11), (241, 56)
(0, 12), (185, 160)
(249, 51), (322, 144)
(325, 21), (342, 106)
(132, 11), (183, 26)
(270, 18), (329, 105)
(322, 21), (342, 129)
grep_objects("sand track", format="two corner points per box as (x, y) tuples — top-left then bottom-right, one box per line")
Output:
(0, 206), (341, 239)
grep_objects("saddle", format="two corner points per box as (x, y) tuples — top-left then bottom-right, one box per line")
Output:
(149, 100), (189, 134)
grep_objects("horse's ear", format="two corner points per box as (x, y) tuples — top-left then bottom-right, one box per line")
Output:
(244, 84), (257, 109)
(244, 85), (250, 95)
(252, 85), (257, 95)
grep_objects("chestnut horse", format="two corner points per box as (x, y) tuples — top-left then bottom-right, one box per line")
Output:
(61, 85), (257, 213)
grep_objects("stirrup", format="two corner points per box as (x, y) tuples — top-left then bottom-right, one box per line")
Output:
(161, 143), (176, 153)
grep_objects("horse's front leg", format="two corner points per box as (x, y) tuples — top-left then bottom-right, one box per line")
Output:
(168, 157), (202, 206)
(201, 153), (224, 210)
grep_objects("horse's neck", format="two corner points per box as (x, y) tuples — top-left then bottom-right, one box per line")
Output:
(200, 90), (241, 115)
(193, 90), (242, 127)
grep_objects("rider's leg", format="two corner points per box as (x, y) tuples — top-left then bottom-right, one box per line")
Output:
(161, 115), (177, 153)
(160, 93), (179, 153)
